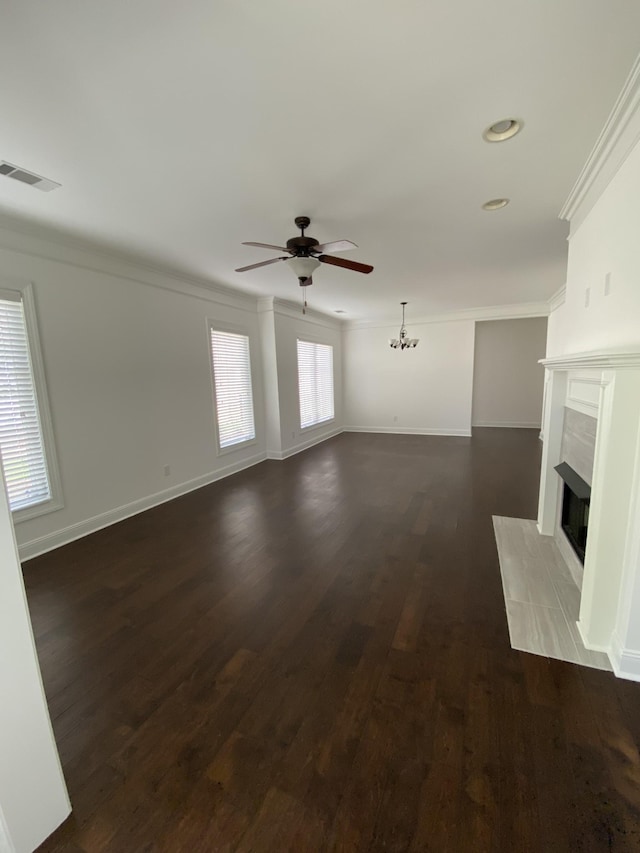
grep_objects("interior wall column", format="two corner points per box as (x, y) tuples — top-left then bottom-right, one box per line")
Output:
(257, 299), (283, 458)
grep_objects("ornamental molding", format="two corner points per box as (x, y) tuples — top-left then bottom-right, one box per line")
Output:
(560, 55), (640, 232)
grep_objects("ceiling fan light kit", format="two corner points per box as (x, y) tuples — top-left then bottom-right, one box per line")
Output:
(389, 302), (419, 350)
(287, 256), (320, 280)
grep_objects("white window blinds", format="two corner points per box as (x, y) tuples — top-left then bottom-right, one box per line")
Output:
(297, 340), (334, 429)
(0, 293), (52, 511)
(210, 329), (256, 449)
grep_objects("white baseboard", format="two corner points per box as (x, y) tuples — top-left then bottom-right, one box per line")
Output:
(610, 632), (640, 682)
(19, 451), (267, 561)
(343, 426), (471, 437)
(472, 421), (542, 429)
(576, 620), (611, 654)
(267, 427), (343, 460)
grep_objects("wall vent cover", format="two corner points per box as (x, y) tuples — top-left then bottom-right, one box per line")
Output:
(0, 161), (61, 192)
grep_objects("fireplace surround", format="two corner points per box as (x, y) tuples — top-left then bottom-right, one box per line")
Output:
(537, 349), (640, 680)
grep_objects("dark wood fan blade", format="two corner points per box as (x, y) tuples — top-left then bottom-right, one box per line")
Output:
(235, 257), (287, 272)
(242, 241), (289, 252)
(318, 254), (374, 274)
(313, 239), (358, 253)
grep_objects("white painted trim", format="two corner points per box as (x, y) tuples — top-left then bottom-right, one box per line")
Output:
(344, 426), (471, 437)
(471, 421), (541, 429)
(540, 347), (640, 371)
(565, 399), (599, 418)
(0, 215), (259, 314)
(548, 285), (567, 312)
(345, 301), (550, 330)
(258, 296), (342, 330)
(266, 426), (342, 460)
(576, 620), (610, 655)
(537, 370), (568, 535)
(560, 55), (640, 232)
(610, 632), (640, 682)
(19, 451), (267, 561)
(0, 278), (65, 523)
(565, 376), (601, 418)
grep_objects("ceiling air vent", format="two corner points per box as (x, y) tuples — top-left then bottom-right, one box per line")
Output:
(0, 161), (61, 192)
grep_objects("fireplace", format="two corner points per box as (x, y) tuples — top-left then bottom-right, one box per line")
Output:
(555, 462), (591, 564)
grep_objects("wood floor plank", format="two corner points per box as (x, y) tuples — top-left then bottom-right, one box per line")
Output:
(23, 429), (640, 851)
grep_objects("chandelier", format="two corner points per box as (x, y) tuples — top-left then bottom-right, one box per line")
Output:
(389, 302), (419, 349)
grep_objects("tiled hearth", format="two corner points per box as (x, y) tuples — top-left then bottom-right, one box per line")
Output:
(493, 516), (611, 670)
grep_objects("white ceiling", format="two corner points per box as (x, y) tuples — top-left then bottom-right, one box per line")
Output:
(1, 1), (639, 320)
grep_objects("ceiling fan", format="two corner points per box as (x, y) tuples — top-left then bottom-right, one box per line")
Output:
(235, 216), (374, 288)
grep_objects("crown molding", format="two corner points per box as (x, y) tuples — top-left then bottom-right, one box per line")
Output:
(257, 296), (275, 313)
(548, 285), (567, 312)
(0, 212), (259, 312)
(344, 300), (550, 330)
(258, 296), (343, 329)
(540, 347), (640, 371)
(560, 55), (640, 232)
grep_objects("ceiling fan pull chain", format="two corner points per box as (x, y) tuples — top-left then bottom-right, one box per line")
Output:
(302, 285), (307, 315)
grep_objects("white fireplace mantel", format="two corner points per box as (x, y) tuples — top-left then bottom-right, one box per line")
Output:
(537, 347), (640, 680)
(541, 348), (640, 371)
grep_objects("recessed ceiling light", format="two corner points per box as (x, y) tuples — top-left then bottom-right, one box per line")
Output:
(483, 118), (522, 142)
(482, 198), (510, 211)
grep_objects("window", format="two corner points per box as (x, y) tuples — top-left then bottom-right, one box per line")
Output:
(209, 328), (256, 450)
(297, 339), (334, 429)
(0, 285), (61, 518)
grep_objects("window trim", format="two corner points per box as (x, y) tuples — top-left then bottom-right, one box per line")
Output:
(0, 278), (64, 522)
(207, 320), (258, 456)
(296, 337), (335, 432)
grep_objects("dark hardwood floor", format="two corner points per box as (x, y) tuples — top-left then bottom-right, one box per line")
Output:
(26, 429), (640, 852)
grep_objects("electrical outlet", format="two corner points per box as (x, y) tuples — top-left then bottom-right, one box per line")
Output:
(163, 464), (171, 477)
(584, 287), (590, 308)
(604, 272), (611, 296)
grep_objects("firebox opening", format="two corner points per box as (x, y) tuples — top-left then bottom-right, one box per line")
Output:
(554, 462), (591, 565)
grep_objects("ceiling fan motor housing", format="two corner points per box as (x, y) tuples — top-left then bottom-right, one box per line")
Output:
(286, 235), (319, 256)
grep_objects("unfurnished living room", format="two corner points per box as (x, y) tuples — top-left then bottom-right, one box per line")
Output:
(2, 3), (640, 852)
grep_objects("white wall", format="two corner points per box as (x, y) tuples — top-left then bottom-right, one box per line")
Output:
(343, 319), (475, 435)
(547, 135), (640, 356)
(0, 236), (266, 558)
(0, 461), (70, 852)
(472, 317), (547, 428)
